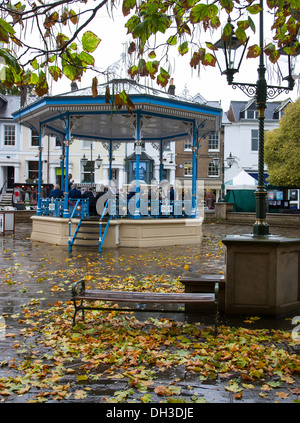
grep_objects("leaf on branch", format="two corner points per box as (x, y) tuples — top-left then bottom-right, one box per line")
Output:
(0, 49), (20, 72)
(80, 51), (95, 66)
(69, 9), (78, 25)
(235, 27), (247, 44)
(105, 85), (110, 103)
(167, 35), (177, 45)
(202, 53), (216, 67)
(190, 52), (201, 69)
(222, 22), (232, 41)
(264, 43), (280, 63)
(48, 66), (62, 82)
(190, 4), (208, 24)
(92, 77), (98, 98)
(146, 60), (159, 79)
(247, 44), (261, 59)
(56, 33), (69, 49)
(122, 0), (136, 17)
(178, 41), (189, 55)
(248, 16), (256, 33)
(148, 50), (156, 59)
(247, 4), (262, 14)
(219, 0), (234, 14)
(35, 72), (48, 97)
(128, 65), (138, 79)
(156, 67), (170, 88)
(44, 11), (59, 29)
(115, 90), (135, 113)
(82, 31), (101, 53)
(206, 42), (218, 51)
(128, 41), (136, 54)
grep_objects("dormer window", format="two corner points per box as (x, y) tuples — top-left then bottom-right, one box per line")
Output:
(246, 110), (258, 119)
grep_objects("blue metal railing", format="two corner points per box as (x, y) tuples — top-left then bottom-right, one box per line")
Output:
(40, 198), (89, 219)
(68, 200), (82, 252)
(99, 199), (111, 253)
(39, 197), (199, 219)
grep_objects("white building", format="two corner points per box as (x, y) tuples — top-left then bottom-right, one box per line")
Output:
(223, 98), (292, 186)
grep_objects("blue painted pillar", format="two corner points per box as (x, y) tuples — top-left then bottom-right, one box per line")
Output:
(192, 121), (197, 217)
(63, 114), (70, 218)
(109, 140), (112, 185)
(134, 111), (141, 219)
(159, 139), (163, 182)
(36, 124), (43, 216)
(61, 139), (65, 191)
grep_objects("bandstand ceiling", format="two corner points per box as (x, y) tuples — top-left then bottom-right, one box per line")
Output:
(13, 79), (222, 142)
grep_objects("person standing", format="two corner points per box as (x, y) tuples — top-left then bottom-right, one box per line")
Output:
(69, 184), (82, 198)
(49, 184), (64, 198)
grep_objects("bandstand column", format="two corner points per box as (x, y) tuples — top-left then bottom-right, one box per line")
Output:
(159, 139), (163, 181)
(191, 121), (197, 217)
(109, 140), (113, 186)
(61, 139), (65, 191)
(134, 111), (141, 219)
(63, 114), (70, 218)
(36, 124), (43, 216)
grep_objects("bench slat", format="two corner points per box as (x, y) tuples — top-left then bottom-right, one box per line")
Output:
(74, 290), (215, 303)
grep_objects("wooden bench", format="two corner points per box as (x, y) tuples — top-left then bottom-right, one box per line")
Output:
(180, 272), (225, 313)
(71, 279), (219, 333)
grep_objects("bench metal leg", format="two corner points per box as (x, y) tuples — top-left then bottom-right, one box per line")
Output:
(214, 282), (219, 336)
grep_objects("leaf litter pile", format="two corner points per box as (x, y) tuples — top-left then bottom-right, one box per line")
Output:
(0, 229), (299, 403)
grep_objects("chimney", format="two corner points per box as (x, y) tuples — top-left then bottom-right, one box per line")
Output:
(71, 81), (78, 92)
(168, 78), (175, 95)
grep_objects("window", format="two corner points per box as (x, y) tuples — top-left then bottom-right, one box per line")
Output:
(28, 161), (39, 181)
(184, 161), (192, 176)
(251, 129), (259, 151)
(208, 161), (219, 177)
(208, 132), (219, 150)
(184, 140), (192, 151)
(4, 125), (15, 146)
(247, 110), (258, 119)
(31, 129), (39, 147)
(83, 140), (93, 148)
(81, 160), (95, 183)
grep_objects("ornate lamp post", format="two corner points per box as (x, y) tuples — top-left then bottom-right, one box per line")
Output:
(81, 145), (102, 188)
(213, 0), (299, 236)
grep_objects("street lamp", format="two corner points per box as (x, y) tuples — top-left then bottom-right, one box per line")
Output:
(81, 143), (102, 188)
(213, 0), (299, 236)
(212, 153), (237, 201)
(95, 154), (102, 169)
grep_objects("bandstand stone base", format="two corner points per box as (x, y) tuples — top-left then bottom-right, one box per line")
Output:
(30, 215), (203, 248)
(222, 234), (300, 317)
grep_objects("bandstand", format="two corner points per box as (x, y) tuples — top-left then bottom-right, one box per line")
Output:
(13, 79), (222, 251)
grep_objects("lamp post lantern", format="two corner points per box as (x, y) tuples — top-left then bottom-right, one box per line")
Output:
(81, 144), (102, 188)
(214, 0), (299, 236)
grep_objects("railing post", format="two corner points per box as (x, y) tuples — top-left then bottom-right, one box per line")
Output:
(63, 113), (70, 218)
(37, 124), (43, 216)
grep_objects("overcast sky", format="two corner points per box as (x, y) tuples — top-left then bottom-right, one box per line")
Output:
(50, 8), (300, 111)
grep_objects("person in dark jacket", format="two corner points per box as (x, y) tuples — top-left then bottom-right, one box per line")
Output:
(83, 188), (96, 215)
(69, 184), (82, 198)
(82, 188), (94, 199)
(49, 184), (64, 198)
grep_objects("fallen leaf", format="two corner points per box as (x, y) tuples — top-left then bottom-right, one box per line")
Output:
(276, 392), (290, 399)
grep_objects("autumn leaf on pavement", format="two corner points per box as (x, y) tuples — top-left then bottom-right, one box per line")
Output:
(154, 385), (172, 396)
(74, 390), (87, 399)
(276, 392), (290, 399)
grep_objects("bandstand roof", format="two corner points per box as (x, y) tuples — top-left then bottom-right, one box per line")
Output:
(12, 79), (222, 142)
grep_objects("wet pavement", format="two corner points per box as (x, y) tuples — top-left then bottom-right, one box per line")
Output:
(0, 221), (299, 404)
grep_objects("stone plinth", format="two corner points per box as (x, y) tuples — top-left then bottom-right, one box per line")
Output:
(215, 202), (234, 220)
(222, 234), (300, 316)
(30, 216), (203, 248)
